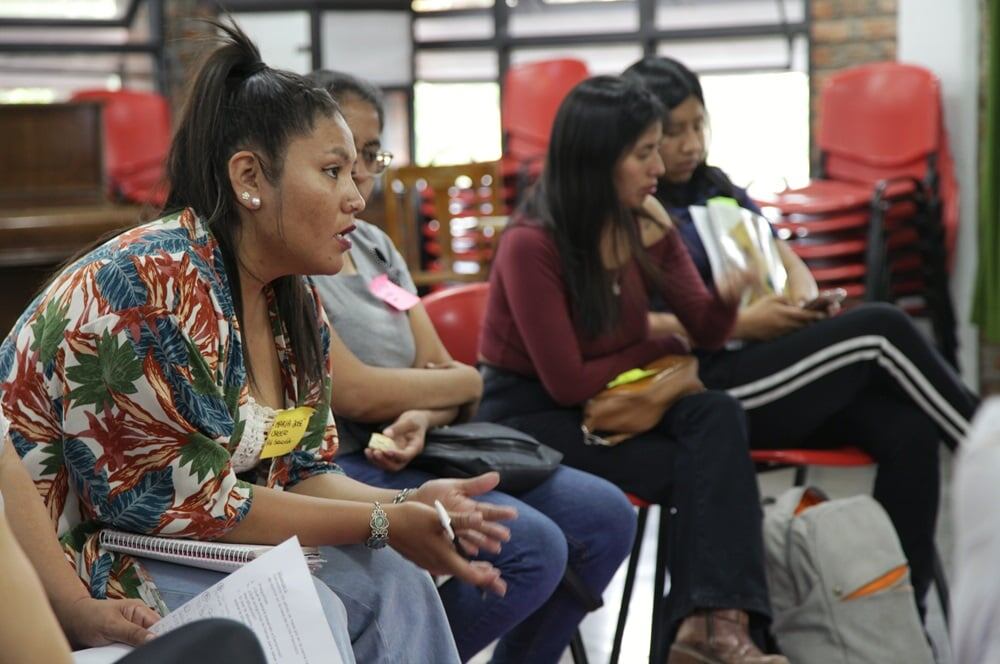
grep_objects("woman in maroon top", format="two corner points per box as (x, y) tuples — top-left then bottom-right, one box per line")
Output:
(475, 76), (786, 664)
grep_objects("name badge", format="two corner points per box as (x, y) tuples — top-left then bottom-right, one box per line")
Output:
(368, 273), (420, 312)
(260, 406), (316, 459)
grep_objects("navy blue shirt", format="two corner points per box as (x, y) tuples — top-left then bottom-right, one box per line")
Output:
(661, 182), (766, 288)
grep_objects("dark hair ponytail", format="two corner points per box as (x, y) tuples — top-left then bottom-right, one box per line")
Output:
(623, 55), (740, 207)
(164, 20), (340, 395)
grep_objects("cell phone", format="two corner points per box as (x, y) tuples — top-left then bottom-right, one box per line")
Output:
(803, 288), (847, 311)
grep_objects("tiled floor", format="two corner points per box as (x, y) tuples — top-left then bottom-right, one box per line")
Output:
(472, 454), (955, 664)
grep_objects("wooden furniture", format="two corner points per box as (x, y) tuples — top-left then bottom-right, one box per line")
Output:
(0, 103), (141, 336)
(383, 161), (505, 287)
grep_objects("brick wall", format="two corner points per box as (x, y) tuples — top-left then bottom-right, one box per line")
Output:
(163, 1), (218, 109)
(809, 0), (898, 152)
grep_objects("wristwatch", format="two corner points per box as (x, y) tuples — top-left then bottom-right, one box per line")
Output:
(366, 501), (389, 549)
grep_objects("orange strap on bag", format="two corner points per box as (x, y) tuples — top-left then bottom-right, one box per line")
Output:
(581, 355), (705, 446)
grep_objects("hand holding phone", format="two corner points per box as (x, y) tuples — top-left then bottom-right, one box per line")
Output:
(802, 288), (847, 313)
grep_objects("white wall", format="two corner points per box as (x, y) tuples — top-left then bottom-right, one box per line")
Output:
(898, 0), (981, 388)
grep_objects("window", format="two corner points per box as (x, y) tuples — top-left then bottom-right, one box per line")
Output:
(700, 71), (810, 195)
(413, 82), (501, 165)
(412, 0), (492, 11)
(0, 0), (127, 19)
(408, 0), (810, 192)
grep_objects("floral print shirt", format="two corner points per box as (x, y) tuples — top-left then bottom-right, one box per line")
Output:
(0, 209), (341, 611)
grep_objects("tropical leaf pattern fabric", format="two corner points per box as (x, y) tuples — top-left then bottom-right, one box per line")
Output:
(0, 209), (341, 611)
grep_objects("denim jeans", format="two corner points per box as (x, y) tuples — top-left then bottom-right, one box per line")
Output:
(140, 543), (460, 664)
(337, 454), (637, 663)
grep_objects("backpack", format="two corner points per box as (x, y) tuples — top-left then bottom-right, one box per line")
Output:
(763, 487), (935, 664)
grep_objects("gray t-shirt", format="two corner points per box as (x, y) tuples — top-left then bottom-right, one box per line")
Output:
(313, 220), (419, 454)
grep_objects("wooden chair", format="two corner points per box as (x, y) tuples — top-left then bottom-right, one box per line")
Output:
(383, 161), (504, 287)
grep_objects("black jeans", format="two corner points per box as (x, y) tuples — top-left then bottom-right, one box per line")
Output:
(476, 367), (771, 628)
(698, 302), (979, 605)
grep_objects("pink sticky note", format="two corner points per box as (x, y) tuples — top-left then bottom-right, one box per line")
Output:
(368, 273), (420, 311)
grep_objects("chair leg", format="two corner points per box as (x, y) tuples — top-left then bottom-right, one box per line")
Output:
(570, 629), (589, 664)
(610, 506), (648, 664)
(932, 545), (950, 628)
(793, 465), (808, 487)
(649, 506), (672, 663)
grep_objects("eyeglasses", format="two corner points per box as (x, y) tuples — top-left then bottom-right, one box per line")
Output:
(360, 148), (394, 175)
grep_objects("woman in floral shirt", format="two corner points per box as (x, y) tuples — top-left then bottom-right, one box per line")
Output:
(0, 23), (511, 664)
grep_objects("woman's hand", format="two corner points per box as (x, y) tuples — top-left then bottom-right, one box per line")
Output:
(735, 294), (826, 341)
(715, 268), (757, 306)
(412, 472), (517, 557)
(59, 597), (159, 648)
(366, 410), (430, 472)
(637, 195), (674, 231)
(386, 501), (508, 596)
(425, 361), (482, 421)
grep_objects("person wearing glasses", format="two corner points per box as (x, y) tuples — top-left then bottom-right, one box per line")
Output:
(307, 70), (638, 664)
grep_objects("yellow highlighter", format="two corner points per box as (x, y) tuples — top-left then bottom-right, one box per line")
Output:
(606, 367), (660, 389)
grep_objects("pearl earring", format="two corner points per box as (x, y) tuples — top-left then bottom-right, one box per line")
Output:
(241, 191), (250, 202)
(251, 197), (261, 209)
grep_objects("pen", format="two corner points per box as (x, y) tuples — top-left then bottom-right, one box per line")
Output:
(435, 500), (490, 599)
(434, 499), (467, 559)
(370, 246), (401, 286)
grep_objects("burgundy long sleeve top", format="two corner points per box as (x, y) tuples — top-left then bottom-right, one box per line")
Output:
(479, 221), (738, 406)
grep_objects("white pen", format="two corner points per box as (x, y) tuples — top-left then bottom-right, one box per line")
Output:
(434, 499), (468, 559)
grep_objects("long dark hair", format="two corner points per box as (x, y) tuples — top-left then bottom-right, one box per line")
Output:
(306, 70), (385, 131)
(164, 21), (340, 394)
(622, 55), (740, 208)
(519, 75), (664, 338)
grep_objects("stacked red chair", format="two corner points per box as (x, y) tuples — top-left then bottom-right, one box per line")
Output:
(70, 89), (171, 208)
(756, 62), (959, 367)
(413, 60), (588, 283)
(500, 58), (590, 209)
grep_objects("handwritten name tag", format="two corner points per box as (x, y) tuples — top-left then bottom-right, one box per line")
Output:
(368, 273), (420, 311)
(260, 406), (316, 459)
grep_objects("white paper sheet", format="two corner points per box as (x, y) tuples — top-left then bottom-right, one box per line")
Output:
(151, 536), (340, 664)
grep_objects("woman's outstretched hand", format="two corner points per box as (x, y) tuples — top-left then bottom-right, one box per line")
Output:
(413, 472), (517, 558)
(386, 500), (509, 596)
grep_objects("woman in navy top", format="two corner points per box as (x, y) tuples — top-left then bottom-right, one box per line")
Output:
(624, 55), (979, 616)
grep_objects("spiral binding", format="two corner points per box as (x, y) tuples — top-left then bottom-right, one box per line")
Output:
(100, 530), (255, 566)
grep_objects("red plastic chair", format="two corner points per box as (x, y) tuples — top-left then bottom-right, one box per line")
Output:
(501, 58), (589, 164)
(758, 62), (958, 367)
(71, 89), (171, 207)
(751, 446), (950, 626)
(500, 59), (590, 208)
(420, 282), (490, 365)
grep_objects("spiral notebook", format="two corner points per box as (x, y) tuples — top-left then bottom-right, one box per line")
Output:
(99, 529), (324, 574)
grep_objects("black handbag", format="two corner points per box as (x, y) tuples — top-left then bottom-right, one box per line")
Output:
(410, 422), (564, 494)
